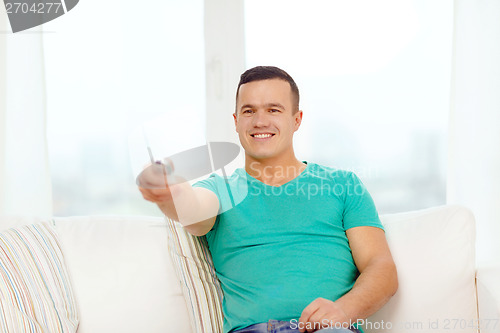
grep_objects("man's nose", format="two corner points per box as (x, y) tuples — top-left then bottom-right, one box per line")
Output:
(252, 110), (269, 127)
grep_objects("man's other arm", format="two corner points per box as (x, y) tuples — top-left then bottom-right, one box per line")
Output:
(138, 166), (219, 236)
(299, 226), (398, 332)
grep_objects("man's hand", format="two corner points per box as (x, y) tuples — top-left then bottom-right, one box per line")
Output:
(298, 297), (350, 332)
(136, 162), (219, 235)
(137, 162), (183, 203)
(137, 162), (188, 222)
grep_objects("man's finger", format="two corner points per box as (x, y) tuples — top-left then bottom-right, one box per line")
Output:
(305, 311), (327, 333)
(138, 178), (168, 189)
(140, 186), (176, 203)
(139, 190), (159, 203)
(299, 299), (321, 333)
(137, 164), (169, 188)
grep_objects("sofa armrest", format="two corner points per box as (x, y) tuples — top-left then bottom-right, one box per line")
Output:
(477, 265), (500, 333)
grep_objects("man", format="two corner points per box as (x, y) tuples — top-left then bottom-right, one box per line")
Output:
(139, 66), (398, 333)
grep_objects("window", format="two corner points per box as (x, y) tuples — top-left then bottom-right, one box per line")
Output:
(244, 0), (453, 213)
(43, 0), (205, 215)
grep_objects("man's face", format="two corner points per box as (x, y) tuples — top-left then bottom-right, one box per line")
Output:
(234, 79), (303, 162)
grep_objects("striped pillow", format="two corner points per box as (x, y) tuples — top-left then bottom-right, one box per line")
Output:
(165, 217), (224, 333)
(0, 221), (79, 333)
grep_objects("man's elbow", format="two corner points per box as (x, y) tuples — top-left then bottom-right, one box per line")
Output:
(182, 216), (217, 237)
(373, 257), (398, 300)
(387, 261), (399, 297)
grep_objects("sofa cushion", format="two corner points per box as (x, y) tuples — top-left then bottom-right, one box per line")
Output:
(165, 218), (224, 333)
(0, 221), (79, 333)
(54, 216), (191, 333)
(366, 205), (478, 333)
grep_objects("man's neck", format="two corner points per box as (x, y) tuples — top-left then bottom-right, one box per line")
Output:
(244, 156), (307, 187)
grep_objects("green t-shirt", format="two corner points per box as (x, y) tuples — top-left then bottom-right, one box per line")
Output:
(193, 162), (383, 333)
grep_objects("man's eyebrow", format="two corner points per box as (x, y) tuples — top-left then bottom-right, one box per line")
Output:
(239, 103), (286, 111)
(239, 104), (255, 111)
(265, 103), (285, 109)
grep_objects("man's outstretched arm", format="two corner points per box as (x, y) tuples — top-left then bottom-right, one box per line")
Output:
(138, 164), (219, 236)
(299, 226), (398, 332)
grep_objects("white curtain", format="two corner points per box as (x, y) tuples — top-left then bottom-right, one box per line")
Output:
(448, 0), (500, 264)
(0, 13), (52, 218)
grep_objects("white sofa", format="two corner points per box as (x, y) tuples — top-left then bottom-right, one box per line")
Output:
(0, 205), (499, 333)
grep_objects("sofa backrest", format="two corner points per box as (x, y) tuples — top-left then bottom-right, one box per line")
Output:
(54, 215), (191, 333)
(367, 205), (478, 333)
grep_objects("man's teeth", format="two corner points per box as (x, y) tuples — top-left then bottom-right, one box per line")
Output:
(253, 134), (273, 138)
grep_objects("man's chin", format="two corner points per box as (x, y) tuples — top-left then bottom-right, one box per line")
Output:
(245, 151), (278, 162)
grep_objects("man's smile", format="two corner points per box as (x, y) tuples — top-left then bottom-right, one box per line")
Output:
(250, 133), (275, 140)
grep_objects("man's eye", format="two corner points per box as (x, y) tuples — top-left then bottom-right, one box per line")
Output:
(270, 109), (280, 113)
(242, 109), (253, 114)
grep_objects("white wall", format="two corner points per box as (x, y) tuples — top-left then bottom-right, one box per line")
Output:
(204, 0), (246, 172)
(448, 0), (500, 265)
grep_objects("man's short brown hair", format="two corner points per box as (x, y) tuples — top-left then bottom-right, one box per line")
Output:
(236, 66), (300, 113)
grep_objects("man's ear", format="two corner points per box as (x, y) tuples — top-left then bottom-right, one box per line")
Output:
(294, 110), (303, 131)
(233, 112), (238, 131)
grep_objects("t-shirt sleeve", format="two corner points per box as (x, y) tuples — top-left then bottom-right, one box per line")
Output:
(192, 174), (222, 234)
(342, 172), (384, 231)
(192, 173), (222, 212)
(192, 174), (218, 194)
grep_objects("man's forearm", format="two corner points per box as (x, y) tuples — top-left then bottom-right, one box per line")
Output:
(157, 182), (218, 230)
(335, 256), (398, 323)
(157, 182), (199, 224)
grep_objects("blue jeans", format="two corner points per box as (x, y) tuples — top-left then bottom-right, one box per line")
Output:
(231, 320), (361, 333)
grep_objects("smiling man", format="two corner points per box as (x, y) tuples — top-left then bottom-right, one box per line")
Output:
(138, 66), (398, 333)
